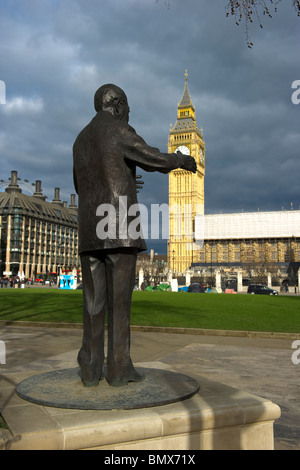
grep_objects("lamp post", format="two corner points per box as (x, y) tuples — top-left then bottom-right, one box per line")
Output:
(172, 249), (175, 275)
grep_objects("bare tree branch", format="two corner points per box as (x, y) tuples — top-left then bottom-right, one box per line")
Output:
(156, 1), (300, 48)
(226, 0), (300, 47)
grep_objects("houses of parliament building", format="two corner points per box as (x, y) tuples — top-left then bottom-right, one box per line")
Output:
(167, 72), (300, 284)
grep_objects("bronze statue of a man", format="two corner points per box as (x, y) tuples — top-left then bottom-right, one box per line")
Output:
(73, 84), (196, 387)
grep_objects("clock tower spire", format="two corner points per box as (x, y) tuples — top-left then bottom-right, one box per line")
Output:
(168, 71), (206, 274)
(180, 70), (192, 105)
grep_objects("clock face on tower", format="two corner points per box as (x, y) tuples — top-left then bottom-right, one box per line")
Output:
(199, 147), (204, 164)
(175, 145), (190, 155)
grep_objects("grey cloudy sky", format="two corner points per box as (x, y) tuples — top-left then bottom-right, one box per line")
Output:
(0, 0), (299, 252)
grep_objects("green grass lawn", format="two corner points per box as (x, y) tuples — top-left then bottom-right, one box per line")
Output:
(0, 289), (299, 333)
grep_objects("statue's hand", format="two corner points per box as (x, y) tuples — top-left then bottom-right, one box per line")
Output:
(178, 154), (197, 173)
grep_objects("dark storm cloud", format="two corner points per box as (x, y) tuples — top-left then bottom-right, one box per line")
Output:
(0, 0), (299, 225)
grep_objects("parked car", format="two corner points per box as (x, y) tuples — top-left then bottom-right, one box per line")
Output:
(247, 284), (278, 295)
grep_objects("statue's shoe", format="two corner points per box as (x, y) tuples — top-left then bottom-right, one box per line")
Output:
(107, 369), (145, 387)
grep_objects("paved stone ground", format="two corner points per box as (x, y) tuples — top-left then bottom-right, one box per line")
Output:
(0, 324), (299, 450)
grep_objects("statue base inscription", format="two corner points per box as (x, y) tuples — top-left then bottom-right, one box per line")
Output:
(16, 367), (199, 410)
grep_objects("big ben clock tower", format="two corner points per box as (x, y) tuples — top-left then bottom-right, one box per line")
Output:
(168, 71), (205, 274)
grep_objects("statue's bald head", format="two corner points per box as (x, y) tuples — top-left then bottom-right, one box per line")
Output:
(94, 84), (129, 122)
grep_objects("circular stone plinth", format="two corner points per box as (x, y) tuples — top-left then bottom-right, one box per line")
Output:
(16, 367), (199, 410)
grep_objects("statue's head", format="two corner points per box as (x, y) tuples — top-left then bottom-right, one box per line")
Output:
(94, 84), (130, 122)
